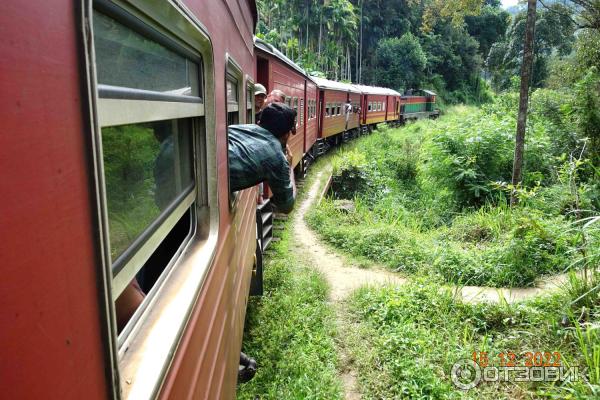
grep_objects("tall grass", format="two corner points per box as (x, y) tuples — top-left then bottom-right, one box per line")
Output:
(308, 103), (598, 287)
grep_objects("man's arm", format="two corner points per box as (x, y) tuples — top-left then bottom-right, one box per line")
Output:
(266, 150), (296, 214)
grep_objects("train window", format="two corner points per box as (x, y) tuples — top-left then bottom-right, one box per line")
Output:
(293, 97), (298, 126)
(93, 4), (203, 313)
(227, 75), (239, 126)
(285, 97), (292, 108)
(368, 102), (372, 112)
(325, 103), (330, 117)
(93, 10), (200, 98)
(226, 59), (243, 207)
(246, 81), (254, 123)
(103, 119), (194, 262)
(336, 103), (341, 116)
(300, 98), (304, 126)
(89, 1), (216, 398)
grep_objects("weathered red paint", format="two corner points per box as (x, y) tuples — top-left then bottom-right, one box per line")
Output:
(0, 2), (110, 398)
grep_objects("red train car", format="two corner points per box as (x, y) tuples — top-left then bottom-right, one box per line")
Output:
(312, 77), (362, 146)
(255, 38), (307, 170)
(354, 85), (386, 126)
(304, 77), (319, 170)
(384, 89), (402, 122)
(1, 0), (260, 399)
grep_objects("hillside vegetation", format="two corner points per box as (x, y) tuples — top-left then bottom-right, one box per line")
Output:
(308, 90), (600, 287)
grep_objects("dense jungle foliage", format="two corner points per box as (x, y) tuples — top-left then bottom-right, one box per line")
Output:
(256, 0), (600, 106)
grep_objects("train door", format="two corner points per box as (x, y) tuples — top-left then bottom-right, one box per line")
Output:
(257, 57), (269, 92)
(318, 90), (325, 137)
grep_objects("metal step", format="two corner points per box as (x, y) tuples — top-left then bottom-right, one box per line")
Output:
(262, 224), (272, 239)
(256, 199), (274, 251)
(261, 210), (273, 224)
(316, 139), (330, 156)
(342, 131), (352, 143)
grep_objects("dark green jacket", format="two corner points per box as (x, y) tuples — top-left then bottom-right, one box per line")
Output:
(228, 124), (294, 213)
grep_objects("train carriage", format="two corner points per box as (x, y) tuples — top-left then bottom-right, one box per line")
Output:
(254, 37), (307, 170)
(354, 84), (399, 127)
(1, 0), (260, 399)
(384, 89), (402, 123)
(303, 77), (319, 172)
(311, 76), (361, 149)
(400, 89), (440, 121)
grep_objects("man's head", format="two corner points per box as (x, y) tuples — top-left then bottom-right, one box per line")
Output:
(255, 83), (267, 112)
(267, 89), (286, 104)
(258, 102), (296, 145)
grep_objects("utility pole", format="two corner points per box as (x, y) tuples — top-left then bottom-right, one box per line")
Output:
(511, 0), (537, 206)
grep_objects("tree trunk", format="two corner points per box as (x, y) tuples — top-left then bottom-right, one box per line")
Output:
(347, 45), (351, 82)
(359, 0), (363, 83)
(306, 0), (309, 49)
(318, 13), (322, 58)
(511, 0), (537, 206)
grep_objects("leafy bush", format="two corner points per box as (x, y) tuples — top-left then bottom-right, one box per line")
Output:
(418, 111), (516, 206)
(330, 150), (387, 199)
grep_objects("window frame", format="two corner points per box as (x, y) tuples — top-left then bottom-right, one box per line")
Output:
(84, 1), (219, 398)
(246, 77), (254, 124)
(226, 55), (244, 208)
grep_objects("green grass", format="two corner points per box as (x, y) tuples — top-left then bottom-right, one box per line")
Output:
(347, 277), (600, 399)
(237, 160), (343, 400)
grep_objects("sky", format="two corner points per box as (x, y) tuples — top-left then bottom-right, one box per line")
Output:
(501, 0), (519, 8)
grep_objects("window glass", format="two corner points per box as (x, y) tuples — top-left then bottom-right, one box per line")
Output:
(246, 85), (253, 109)
(246, 84), (253, 123)
(227, 75), (239, 125)
(94, 11), (199, 97)
(293, 97), (298, 126)
(103, 119), (194, 262)
(300, 98), (304, 126)
(227, 78), (238, 104)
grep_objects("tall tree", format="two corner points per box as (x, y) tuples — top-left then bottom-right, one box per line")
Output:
(486, 3), (575, 90)
(511, 0), (537, 206)
(372, 33), (427, 90)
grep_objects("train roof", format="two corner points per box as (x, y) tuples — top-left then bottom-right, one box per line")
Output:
(310, 76), (362, 93)
(254, 37), (308, 77)
(351, 84), (401, 96)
